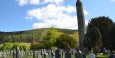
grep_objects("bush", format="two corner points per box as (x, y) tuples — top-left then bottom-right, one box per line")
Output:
(1, 42), (13, 50)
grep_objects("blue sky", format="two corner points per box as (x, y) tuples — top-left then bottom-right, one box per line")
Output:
(0, 0), (115, 32)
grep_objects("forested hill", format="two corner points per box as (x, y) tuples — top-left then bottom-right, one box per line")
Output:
(0, 28), (77, 43)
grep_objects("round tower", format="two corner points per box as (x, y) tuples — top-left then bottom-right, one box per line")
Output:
(76, 0), (85, 51)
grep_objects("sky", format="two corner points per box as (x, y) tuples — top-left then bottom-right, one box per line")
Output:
(0, 0), (115, 32)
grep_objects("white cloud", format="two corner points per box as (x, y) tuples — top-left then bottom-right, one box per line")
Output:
(16, 0), (40, 6)
(17, 0), (63, 6)
(26, 4), (88, 20)
(33, 16), (88, 29)
(43, 0), (63, 5)
(29, 0), (40, 5)
(33, 16), (78, 29)
(20, 0), (89, 29)
(26, 3), (88, 29)
(26, 4), (71, 20)
(84, 9), (88, 15)
(66, 6), (76, 13)
(17, 0), (28, 6)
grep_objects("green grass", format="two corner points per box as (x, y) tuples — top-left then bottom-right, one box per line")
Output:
(86, 53), (109, 58)
(19, 43), (31, 47)
(96, 54), (109, 58)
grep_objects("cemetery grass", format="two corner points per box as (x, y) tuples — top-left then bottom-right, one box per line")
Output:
(86, 54), (109, 58)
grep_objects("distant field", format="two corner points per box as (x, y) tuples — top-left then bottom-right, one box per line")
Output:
(19, 43), (31, 47)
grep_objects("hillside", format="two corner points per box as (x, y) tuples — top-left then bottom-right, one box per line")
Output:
(0, 28), (78, 43)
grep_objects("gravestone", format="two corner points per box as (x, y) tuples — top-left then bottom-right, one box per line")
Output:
(16, 47), (19, 58)
(89, 51), (95, 58)
(75, 48), (83, 58)
(13, 50), (15, 58)
(25, 51), (28, 58)
(33, 51), (36, 58)
(3, 51), (6, 58)
(82, 54), (86, 58)
(55, 49), (61, 58)
(109, 51), (115, 58)
(38, 50), (42, 58)
(51, 50), (54, 58)
(65, 46), (71, 58)
(60, 50), (64, 58)
(0, 51), (2, 57)
(41, 49), (43, 58)
(103, 48), (106, 55)
(43, 49), (46, 58)
(30, 50), (33, 58)
(48, 49), (51, 58)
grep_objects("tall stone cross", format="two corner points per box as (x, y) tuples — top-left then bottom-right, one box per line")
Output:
(76, 0), (85, 51)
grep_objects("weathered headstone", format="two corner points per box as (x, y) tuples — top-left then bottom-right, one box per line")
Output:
(82, 54), (86, 58)
(30, 50), (33, 58)
(38, 50), (42, 58)
(13, 50), (15, 58)
(65, 50), (71, 58)
(33, 51), (36, 58)
(65, 46), (71, 58)
(75, 49), (83, 58)
(55, 49), (61, 58)
(109, 51), (115, 58)
(0, 51), (2, 57)
(16, 47), (19, 58)
(43, 49), (46, 58)
(60, 50), (64, 58)
(48, 49), (51, 58)
(3, 51), (6, 58)
(103, 48), (106, 55)
(89, 51), (95, 58)
(51, 50), (54, 58)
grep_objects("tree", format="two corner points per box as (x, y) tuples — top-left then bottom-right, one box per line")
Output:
(84, 27), (102, 54)
(69, 32), (79, 47)
(30, 39), (37, 50)
(109, 23), (115, 49)
(1, 42), (13, 50)
(55, 33), (77, 49)
(87, 16), (114, 48)
(40, 27), (62, 49)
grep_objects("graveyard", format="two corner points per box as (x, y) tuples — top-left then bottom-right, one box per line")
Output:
(0, 46), (110, 58)
(1, 0), (115, 58)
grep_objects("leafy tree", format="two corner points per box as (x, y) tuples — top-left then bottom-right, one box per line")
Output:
(55, 33), (77, 49)
(30, 39), (37, 50)
(109, 23), (115, 49)
(40, 27), (62, 49)
(12, 42), (21, 50)
(87, 16), (114, 48)
(69, 32), (79, 47)
(84, 27), (102, 54)
(20, 45), (30, 51)
(1, 42), (13, 50)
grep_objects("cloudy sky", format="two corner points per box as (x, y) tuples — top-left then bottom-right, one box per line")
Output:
(0, 0), (115, 32)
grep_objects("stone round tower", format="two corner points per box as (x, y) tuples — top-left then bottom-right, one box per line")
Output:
(76, 0), (85, 51)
